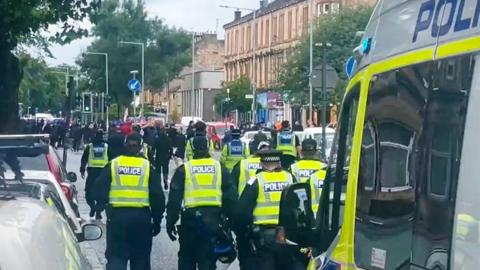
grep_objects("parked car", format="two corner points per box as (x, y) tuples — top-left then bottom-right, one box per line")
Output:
(207, 122), (236, 149)
(0, 134), (80, 216)
(0, 197), (102, 270)
(4, 170), (82, 233)
(240, 130), (272, 148)
(302, 127), (336, 160)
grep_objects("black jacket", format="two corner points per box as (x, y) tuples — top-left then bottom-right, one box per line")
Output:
(154, 132), (173, 162)
(94, 154), (166, 224)
(107, 133), (125, 161)
(166, 159), (237, 230)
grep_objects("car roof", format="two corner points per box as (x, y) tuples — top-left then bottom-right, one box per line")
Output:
(303, 127), (336, 134)
(0, 198), (88, 270)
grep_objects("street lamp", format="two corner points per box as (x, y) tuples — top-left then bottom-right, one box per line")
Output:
(308, 0), (314, 127)
(314, 42), (332, 161)
(220, 4), (257, 123)
(86, 51), (109, 132)
(130, 70), (139, 117)
(120, 41), (145, 117)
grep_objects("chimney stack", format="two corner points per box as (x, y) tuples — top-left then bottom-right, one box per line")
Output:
(234, 10), (242, 20)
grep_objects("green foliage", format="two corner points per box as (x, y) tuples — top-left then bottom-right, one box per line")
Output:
(0, 0), (99, 50)
(17, 53), (71, 113)
(278, 6), (373, 105)
(214, 76), (253, 115)
(77, 0), (191, 107)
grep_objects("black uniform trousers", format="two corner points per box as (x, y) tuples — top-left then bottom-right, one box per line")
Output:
(106, 207), (153, 270)
(243, 227), (304, 270)
(177, 224), (217, 270)
(85, 167), (103, 212)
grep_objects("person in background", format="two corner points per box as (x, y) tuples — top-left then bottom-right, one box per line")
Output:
(107, 126), (125, 161)
(80, 129), (109, 219)
(185, 121), (212, 161)
(273, 121), (301, 170)
(290, 138), (324, 183)
(186, 120), (195, 140)
(71, 123), (83, 152)
(292, 121), (304, 132)
(173, 127), (186, 165)
(222, 125), (234, 146)
(220, 128), (248, 172)
(154, 125), (173, 190)
(94, 133), (165, 270)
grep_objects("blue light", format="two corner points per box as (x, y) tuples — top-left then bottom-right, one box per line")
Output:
(361, 38), (372, 54)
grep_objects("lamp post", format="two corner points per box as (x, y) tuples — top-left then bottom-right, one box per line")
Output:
(120, 41), (145, 117)
(308, 0), (314, 126)
(314, 42), (332, 161)
(220, 4), (257, 123)
(86, 52), (109, 131)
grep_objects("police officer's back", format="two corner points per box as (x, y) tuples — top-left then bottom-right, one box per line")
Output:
(220, 129), (248, 172)
(235, 150), (298, 269)
(273, 121), (301, 170)
(80, 129), (109, 219)
(94, 133), (165, 270)
(290, 139), (325, 183)
(166, 137), (237, 270)
(185, 121), (213, 161)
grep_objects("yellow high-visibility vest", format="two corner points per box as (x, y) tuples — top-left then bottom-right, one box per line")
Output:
(290, 159), (325, 183)
(221, 139), (247, 172)
(238, 157), (261, 196)
(186, 137), (214, 161)
(88, 143), (109, 168)
(276, 131), (297, 157)
(184, 158), (222, 208)
(109, 156), (150, 207)
(310, 169), (326, 216)
(253, 170), (294, 225)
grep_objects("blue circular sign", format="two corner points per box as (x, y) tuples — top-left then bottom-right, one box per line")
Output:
(128, 79), (141, 93)
(345, 56), (357, 80)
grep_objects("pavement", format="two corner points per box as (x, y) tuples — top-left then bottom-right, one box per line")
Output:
(64, 148), (238, 270)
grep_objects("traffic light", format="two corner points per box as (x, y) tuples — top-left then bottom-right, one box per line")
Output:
(67, 76), (75, 96)
(75, 94), (82, 110)
(93, 93), (99, 111)
(83, 93), (92, 113)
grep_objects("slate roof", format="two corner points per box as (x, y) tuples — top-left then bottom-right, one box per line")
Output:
(223, 0), (305, 29)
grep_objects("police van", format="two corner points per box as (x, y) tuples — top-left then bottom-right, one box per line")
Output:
(292, 0), (480, 269)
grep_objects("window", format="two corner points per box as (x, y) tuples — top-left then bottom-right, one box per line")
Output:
(287, 11), (292, 40)
(354, 55), (476, 270)
(272, 16), (277, 43)
(317, 4), (322, 16)
(323, 3), (330, 14)
(279, 14), (285, 42)
(331, 3), (340, 13)
(302, 7), (309, 35)
(315, 84), (360, 252)
(265, 19), (270, 46)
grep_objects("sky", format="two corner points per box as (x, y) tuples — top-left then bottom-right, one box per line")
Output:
(44, 0), (260, 66)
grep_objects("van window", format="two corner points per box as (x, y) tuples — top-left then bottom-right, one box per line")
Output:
(316, 83), (359, 252)
(354, 54), (475, 270)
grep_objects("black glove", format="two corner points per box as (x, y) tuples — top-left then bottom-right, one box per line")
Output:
(167, 223), (177, 241)
(152, 221), (161, 237)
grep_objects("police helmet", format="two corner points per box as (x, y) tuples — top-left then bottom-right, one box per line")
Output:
(258, 149), (282, 163)
(257, 141), (270, 151)
(192, 136), (209, 151)
(302, 138), (317, 152)
(214, 231), (237, 264)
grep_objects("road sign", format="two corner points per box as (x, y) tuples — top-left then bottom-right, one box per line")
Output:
(311, 65), (339, 91)
(345, 56), (357, 79)
(245, 94), (254, 99)
(128, 79), (141, 93)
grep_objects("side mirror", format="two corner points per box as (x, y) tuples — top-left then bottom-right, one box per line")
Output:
(278, 182), (315, 247)
(77, 224), (103, 242)
(67, 172), (77, 182)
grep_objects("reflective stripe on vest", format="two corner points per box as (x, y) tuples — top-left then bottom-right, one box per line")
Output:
(88, 143), (109, 168)
(184, 158), (222, 208)
(225, 140), (246, 172)
(253, 171), (293, 225)
(276, 131), (297, 157)
(238, 157), (261, 196)
(109, 156), (150, 207)
(291, 160), (324, 183)
(310, 170), (326, 216)
(140, 143), (149, 159)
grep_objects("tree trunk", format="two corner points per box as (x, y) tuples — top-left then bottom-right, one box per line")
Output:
(0, 46), (22, 134)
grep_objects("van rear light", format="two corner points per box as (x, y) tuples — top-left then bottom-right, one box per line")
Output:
(60, 183), (73, 201)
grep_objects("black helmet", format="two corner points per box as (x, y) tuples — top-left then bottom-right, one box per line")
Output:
(302, 138), (317, 152)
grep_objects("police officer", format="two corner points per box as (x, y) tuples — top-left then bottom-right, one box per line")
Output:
(94, 132), (165, 270)
(274, 121), (301, 170)
(185, 121), (213, 161)
(80, 129), (109, 219)
(290, 139), (325, 183)
(235, 149), (299, 270)
(166, 136), (237, 270)
(230, 141), (270, 269)
(307, 168), (326, 218)
(220, 129), (248, 172)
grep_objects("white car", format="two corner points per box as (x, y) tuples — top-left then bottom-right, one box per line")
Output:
(302, 127), (336, 159)
(240, 130), (272, 147)
(4, 170), (82, 233)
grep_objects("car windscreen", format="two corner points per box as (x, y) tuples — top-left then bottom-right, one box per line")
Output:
(0, 147), (49, 171)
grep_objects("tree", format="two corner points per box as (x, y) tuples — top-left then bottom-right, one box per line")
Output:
(278, 6), (373, 105)
(214, 76), (253, 117)
(0, 0), (99, 132)
(17, 53), (69, 114)
(77, 0), (191, 109)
